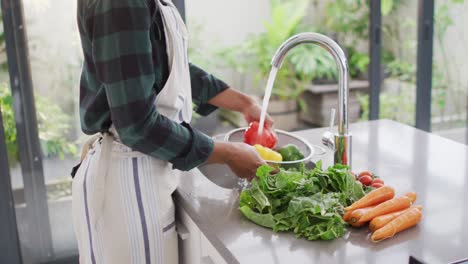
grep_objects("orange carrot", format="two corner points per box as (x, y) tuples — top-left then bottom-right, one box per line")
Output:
(343, 210), (353, 222)
(371, 207), (422, 242)
(369, 205), (422, 231)
(345, 186), (395, 211)
(357, 195), (412, 223)
(349, 221), (366, 228)
(405, 192), (417, 203)
(349, 206), (376, 223)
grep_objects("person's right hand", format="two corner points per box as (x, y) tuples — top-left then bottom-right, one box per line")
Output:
(207, 142), (266, 181)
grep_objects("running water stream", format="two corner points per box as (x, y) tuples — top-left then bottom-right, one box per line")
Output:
(257, 66), (278, 135)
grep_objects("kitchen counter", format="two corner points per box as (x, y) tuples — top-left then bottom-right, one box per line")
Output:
(174, 120), (468, 264)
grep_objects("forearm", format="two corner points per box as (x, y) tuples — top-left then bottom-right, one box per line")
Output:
(207, 87), (255, 113)
(190, 63), (229, 116)
(206, 141), (230, 164)
(114, 107), (214, 171)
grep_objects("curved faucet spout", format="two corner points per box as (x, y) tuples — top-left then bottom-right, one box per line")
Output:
(271, 32), (352, 166)
(271, 32), (349, 135)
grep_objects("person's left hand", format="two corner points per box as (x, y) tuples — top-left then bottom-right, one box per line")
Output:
(242, 101), (274, 128)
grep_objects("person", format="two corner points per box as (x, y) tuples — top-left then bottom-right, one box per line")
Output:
(72, 0), (274, 263)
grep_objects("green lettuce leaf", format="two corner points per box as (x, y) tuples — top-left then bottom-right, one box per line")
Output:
(239, 206), (275, 228)
(239, 162), (366, 241)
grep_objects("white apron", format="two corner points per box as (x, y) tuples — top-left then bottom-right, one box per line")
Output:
(72, 1), (192, 263)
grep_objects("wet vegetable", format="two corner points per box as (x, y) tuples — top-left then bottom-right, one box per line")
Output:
(244, 121), (278, 148)
(276, 144), (305, 171)
(277, 144), (304, 161)
(254, 144), (282, 162)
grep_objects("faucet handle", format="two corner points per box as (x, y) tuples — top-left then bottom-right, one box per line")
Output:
(322, 108), (336, 151)
(322, 131), (335, 151)
(329, 108), (336, 131)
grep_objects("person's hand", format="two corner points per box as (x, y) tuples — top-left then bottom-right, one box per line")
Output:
(242, 101), (274, 128)
(207, 142), (266, 181)
(225, 142), (266, 180)
(206, 88), (274, 128)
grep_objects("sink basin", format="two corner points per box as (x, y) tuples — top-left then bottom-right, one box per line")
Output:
(197, 162), (316, 189)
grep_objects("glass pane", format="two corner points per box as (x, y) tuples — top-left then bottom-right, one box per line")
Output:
(432, 0), (467, 144)
(16, 0), (82, 262)
(0, 6), (29, 243)
(378, 1), (418, 126)
(187, 0), (273, 135)
(188, 0), (371, 132)
(315, 0), (371, 127)
(0, 0), (26, 238)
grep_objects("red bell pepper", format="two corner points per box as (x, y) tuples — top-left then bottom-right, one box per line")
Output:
(243, 121), (278, 149)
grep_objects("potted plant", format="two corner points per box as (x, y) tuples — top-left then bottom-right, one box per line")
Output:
(297, 0), (377, 127)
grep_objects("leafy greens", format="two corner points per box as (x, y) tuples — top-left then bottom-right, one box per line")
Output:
(239, 161), (367, 240)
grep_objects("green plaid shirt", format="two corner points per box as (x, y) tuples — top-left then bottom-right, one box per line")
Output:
(77, 0), (228, 170)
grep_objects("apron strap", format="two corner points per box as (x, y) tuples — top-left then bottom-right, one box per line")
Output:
(71, 134), (101, 178)
(80, 134), (101, 161)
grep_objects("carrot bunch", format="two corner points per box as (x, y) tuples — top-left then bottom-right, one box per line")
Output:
(343, 185), (423, 242)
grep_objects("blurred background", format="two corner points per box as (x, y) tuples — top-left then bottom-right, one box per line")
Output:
(0, 0), (466, 263)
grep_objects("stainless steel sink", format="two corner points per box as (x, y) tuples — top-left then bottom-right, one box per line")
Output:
(197, 162), (316, 189)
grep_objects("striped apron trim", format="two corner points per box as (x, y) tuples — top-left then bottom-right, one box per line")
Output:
(74, 132), (179, 264)
(140, 155), (163, 264)
(118, 156), (142, 263)
(83, 159), (96, 264)
(132, 157), (151, 264)
(163, 221), (176, 233)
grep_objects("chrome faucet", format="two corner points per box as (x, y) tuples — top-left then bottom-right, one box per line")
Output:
(271, 32), (352, 167)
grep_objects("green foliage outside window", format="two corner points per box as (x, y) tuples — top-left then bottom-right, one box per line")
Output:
(0, 84), (78, 164)
(216, 0), (403, 101)
(357, 0), (466, 124)
(0, 11), (78, 164)
(218, 0), (339, 102)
